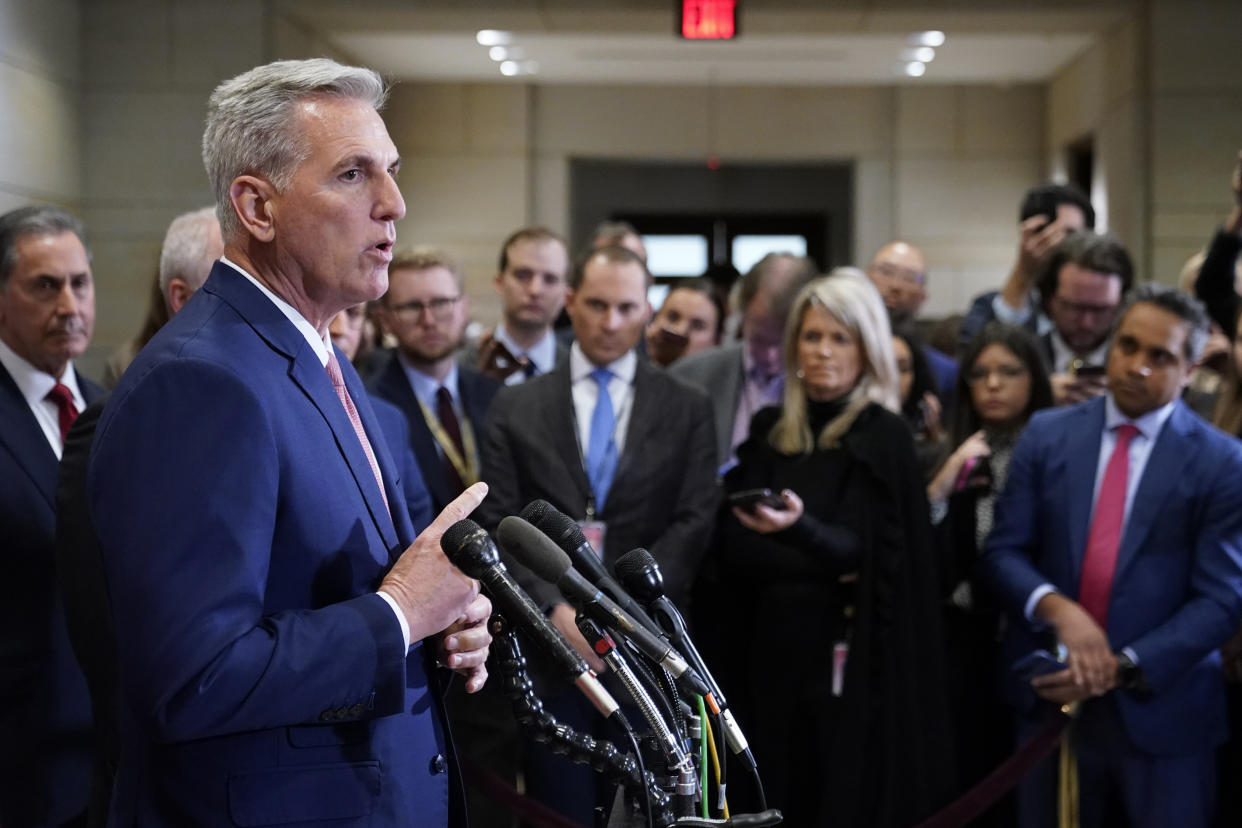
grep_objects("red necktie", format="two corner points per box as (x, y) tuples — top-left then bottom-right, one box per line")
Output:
(325, 352), (390, 519)
(435, 386), (467, 496)
(1078, 424), (1139, 626)
(46, 382), (79, 443)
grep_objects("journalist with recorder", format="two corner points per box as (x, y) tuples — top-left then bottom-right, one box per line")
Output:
(86, 59), (491, 825)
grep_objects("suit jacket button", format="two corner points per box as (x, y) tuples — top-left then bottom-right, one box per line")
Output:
(430, 754), (447, 775)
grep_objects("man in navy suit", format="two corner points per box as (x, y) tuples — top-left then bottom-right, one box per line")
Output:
(982, 284), (1242, 827)
(370, 248), (499, 514)
(0, 204), (102, 826)
(87, 58), (492, 825)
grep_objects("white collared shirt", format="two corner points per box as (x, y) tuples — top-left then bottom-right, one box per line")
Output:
(494, 324), (557, 386)
(220, 257), (410, 650)
(0, 336), (86, 459)
(570, 342), (636, 466)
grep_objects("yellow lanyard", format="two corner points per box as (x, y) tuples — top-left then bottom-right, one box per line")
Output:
(415, 396), (480, 486)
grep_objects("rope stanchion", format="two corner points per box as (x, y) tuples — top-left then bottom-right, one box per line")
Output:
(914, 710), (1072, 828)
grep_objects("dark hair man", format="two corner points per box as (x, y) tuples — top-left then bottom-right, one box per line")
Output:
(982, 284), (1242, 828)
(0, 204), (101, 825)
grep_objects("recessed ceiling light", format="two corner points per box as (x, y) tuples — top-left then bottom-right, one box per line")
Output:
(476, 30), (512, 46)
(903, 61), (927, 77)
(910, 30), (946, 47)
(489, 46), (524, 61)
(902, 46), (936, 63)
(499, 60), (519, 76)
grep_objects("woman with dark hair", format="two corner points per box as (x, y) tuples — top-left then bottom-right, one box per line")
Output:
(717, 270), (952, 827)
(926, 321), (1053, 824)
(892, 324), (948, 477)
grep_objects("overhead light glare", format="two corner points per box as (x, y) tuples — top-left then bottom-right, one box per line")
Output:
(490, 46), (525, 61)
(522, 60), (539, 75)
(903, 61), (927, 77)
(902, 46), (936, 63)
(911, 30), (946, 47)
(476, 29), (512, 46)
(499, 60), (519, 77)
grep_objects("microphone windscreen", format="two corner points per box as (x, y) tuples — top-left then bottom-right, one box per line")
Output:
(440, 518), (497, 574)
(521, 500), (586, 548)
(614, 547), (657, 583)
(497, 516), (571, 582)
(519, 499), (556, 526)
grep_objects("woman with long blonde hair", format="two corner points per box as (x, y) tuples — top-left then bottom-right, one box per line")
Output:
(716, 270), (952, 826)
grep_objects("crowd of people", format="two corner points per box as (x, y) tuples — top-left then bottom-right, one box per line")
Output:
(3, 55), (1242, 828)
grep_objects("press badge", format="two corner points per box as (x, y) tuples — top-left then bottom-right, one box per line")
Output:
(577, 520), (607, 560)
(831, 641), (849, 697)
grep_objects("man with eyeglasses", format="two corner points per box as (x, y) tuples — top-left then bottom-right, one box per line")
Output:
(1036, 232), (1134, 406)
(865, 240), (957, 398)
(370, 246), (499, 513)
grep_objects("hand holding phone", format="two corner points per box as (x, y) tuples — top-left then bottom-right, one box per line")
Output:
(1013, 647), (1068, 682)
(727, 488), (788, 512)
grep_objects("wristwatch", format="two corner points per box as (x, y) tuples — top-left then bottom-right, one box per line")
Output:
(1115, 652), (1151, 700)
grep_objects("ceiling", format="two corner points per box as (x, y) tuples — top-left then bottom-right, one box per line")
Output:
(283, 0), (1132, 87)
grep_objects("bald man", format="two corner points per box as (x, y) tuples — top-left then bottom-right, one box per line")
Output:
(866, 240), (957, 398)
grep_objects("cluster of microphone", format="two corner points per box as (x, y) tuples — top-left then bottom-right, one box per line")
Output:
(440, 500), (776, 827)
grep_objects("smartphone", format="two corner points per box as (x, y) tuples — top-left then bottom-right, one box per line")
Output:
(648, 327), (690, 365)
(1074, 363), (1107, 379)
(1012, 649), (1066, 682)
(728, 488), (787, 511)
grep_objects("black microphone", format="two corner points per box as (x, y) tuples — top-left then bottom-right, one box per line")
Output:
(520, 499), (662, 635)
(496, 515), (710, 697)
(615, 548), (755, 764)
(440, 519), (619, 720)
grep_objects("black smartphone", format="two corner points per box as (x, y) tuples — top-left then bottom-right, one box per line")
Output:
(1012, 649), (1066, 682)
(728, 488), (787, 511)
(1074, 363), (1107, 379)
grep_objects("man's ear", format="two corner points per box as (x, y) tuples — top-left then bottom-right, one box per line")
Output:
(166, 279), (194, 315)
(229, 175), (277, 243)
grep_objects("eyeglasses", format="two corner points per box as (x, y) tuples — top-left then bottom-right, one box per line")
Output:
(869, 262), (925, 286)
(966, 365), (1029, 384)
(1051, 296), (1118, 320)
(388, 295), (461, 322)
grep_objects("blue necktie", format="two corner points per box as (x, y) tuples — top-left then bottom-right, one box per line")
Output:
(586, 368), (618, 511)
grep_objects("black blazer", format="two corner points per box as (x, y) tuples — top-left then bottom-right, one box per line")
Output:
(0, 363), (103, 826)
(367, 352), (499, 513)
(476, 356), (719, 609)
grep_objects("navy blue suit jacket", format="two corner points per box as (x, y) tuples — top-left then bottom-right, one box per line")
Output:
(88, 262), (457, 825)
(0, 363), (102, 825)
(981, 396), (1242, 756)
(367, 352), (498, 514)
(370, 393), (435, 534)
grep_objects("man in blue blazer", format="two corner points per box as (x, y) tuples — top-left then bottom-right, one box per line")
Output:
(981, 284), (1242, 827)
(87, 59), (492, 826)
(0, 205), (102, 826)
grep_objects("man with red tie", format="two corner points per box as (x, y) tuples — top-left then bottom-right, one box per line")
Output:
(982, 283), (1242, 827)
(0, 205), (102, 825)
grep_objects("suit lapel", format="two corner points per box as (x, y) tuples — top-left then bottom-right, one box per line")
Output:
(1064, 399), (1106, 578)
(206, 263), (397, 549)
(0, 364), (58, 509)
(1115, 402), (1194, 581)
(548, 365), (591, 499)
(374, 354), (453, 511)
(612, 359), (657, 490)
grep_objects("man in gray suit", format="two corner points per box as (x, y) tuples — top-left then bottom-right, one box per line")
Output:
(477, 244), (717, 824)
(671, 252), (815, 472)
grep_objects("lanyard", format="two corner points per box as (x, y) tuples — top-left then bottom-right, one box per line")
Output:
(415, 396), (480, 486)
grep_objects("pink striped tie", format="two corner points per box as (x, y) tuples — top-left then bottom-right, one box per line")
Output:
(325, 352), (390, 519)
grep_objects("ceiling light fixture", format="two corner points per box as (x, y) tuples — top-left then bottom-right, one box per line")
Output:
(476, 30), (512, 47)
(499, 60), (519, 76)
(903, 61), (927, 77)
(911, 30), (946, 47)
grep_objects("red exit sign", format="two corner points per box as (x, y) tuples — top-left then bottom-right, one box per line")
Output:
(680, 0), (738, 40)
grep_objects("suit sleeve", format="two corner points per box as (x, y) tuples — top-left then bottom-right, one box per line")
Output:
(1125, 439), (1242, 694)
(978, 418), (1055, 620)
(646, 387), (720, 607)
(89, 359), (408, 743)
